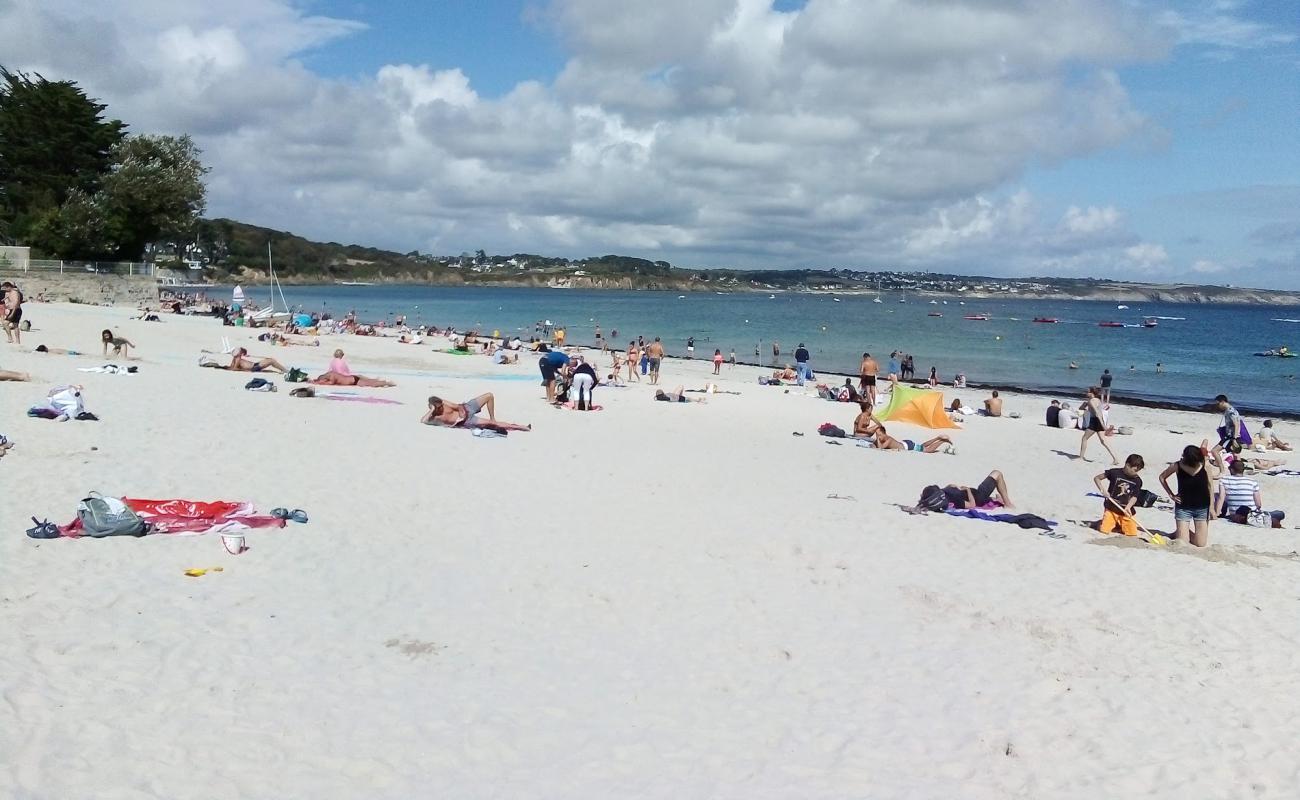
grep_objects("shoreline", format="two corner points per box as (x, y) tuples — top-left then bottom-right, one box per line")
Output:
(569, 347), (1300, 420)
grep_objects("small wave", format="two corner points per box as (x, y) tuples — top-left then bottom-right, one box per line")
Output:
(1151, 316), (1186, 320)
(1273, 318), (1300, 323)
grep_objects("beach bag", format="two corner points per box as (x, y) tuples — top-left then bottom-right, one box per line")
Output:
(285, 367), (308, 383)
(78, 493), (147, 537)
(918, 485), (948, 512)
(817, 423), (846, 439)
(245, 378), (276, 392)
(1245, 509), (1272, 528)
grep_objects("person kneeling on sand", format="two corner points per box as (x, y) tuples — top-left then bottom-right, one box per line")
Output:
(422, 394), (531, 432)
(654, 386), (705, 403)
(101, 329), (135, 358)
(873, 425), (956, 454)
(229, 347), (287, 374)
(1093, 453), (1145, 536)
(918, 471), (1014, 510)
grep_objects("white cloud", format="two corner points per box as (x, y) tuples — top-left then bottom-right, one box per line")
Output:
(1191, 258), (1225, 274)
(1062, 206), (1122, 234)
(0, 0), (1194, 275)
(1124, 242), (1170, 269)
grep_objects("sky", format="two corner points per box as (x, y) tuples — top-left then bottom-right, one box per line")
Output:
(1, 0), (1298, 287)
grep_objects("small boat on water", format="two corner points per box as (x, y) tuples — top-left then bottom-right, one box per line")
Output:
(1098, 321), (1125, 328)
(1142, 318), (1158, 328)
(1117, 304), (1129, 310)
(928, 312), (943, 317)
(1032, 317), (1059, 324)
(964, 314), (990, 321)
(1254, 347), (1296, 358)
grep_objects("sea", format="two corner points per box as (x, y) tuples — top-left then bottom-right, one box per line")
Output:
(213, 284), (1300, 415)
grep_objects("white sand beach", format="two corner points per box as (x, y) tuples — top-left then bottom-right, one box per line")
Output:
(3, 301), (1300, 799)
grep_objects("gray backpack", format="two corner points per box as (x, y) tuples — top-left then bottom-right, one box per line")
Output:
(78, 493), (148, 537)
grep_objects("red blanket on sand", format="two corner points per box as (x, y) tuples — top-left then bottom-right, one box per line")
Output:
(58, 498), (286, 537)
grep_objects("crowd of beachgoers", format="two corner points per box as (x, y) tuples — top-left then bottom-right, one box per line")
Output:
(7, 284), (1289, 546)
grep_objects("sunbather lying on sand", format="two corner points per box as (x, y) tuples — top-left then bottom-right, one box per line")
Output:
(919, 470), (1014, 510)
(312, 349), (395, 386)
(312, 371), (396, 387)
(0, 368), (30, 381)
(34, 345), (81, 355)
(654, 386), (706, 403)
(772, 365), (798, 382)
(229, 348), (287, 373)
(873, 426), (956, 454)
(421, 393), (531, 431)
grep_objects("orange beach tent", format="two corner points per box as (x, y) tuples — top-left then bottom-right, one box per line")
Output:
(877, 385), (960, 429)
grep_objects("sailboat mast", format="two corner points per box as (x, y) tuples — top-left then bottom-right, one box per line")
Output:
(267, 242), (289, 313)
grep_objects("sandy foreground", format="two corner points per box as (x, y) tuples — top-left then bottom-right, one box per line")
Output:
(2, 301), (1300, 800)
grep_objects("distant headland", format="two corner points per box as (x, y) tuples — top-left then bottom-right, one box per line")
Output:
(162, 217), (1300, 306)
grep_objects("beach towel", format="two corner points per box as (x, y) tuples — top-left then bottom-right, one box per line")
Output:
(318, 392), (402, 405)
(946, 509), (1057, 530)
(56, 498), (286, 537)
(1265, 469), (1300, 477)
(77, 364), (136, 374)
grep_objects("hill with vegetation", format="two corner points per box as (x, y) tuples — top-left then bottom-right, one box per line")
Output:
(181, 218), (1300, 305)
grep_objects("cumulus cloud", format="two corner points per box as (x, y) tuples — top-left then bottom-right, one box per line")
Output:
(0, 0), (1220, 277)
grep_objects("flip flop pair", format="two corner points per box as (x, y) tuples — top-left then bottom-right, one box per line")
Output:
(271, 508), (309, 523)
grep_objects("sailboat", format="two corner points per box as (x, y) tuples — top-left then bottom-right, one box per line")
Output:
(248, 243), (292, 323)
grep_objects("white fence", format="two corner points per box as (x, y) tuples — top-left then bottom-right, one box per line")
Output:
(9, 259), (155, 276)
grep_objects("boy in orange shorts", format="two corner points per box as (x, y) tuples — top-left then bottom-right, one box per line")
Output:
(1094, 453), (1145, 536)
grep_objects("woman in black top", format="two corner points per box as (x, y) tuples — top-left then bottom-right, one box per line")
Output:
(1159, 443), (1224, 547)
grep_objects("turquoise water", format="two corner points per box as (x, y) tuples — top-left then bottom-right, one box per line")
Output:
(217, 284), (1300, 413)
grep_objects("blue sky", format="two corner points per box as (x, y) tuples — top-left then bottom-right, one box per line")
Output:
(5, 0), (1299, 286)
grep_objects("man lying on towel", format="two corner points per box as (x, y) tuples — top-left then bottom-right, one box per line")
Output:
(421, 393), (531, 432)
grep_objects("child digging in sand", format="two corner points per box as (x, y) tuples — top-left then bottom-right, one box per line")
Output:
(1094, 453), (1145, 536)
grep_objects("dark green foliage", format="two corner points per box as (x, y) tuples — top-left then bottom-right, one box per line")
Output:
(0, 67), (126, 243)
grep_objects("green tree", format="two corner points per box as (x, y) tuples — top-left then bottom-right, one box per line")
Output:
(97, 134), (208, 260)
(0, 67), (126, 242)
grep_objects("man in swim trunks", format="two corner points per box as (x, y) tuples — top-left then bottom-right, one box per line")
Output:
(859, 352), (878, 404)
(422, 393), (531, 431)
(653, 385), (705, 403)
(646, 337), (665, 385)
(872, 424), (954, 453)
(982, 390), (1003, 417)
(229, 347), (287, 373)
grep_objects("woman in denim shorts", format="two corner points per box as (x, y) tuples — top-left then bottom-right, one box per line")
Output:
(1159, 443), (1224, 547)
